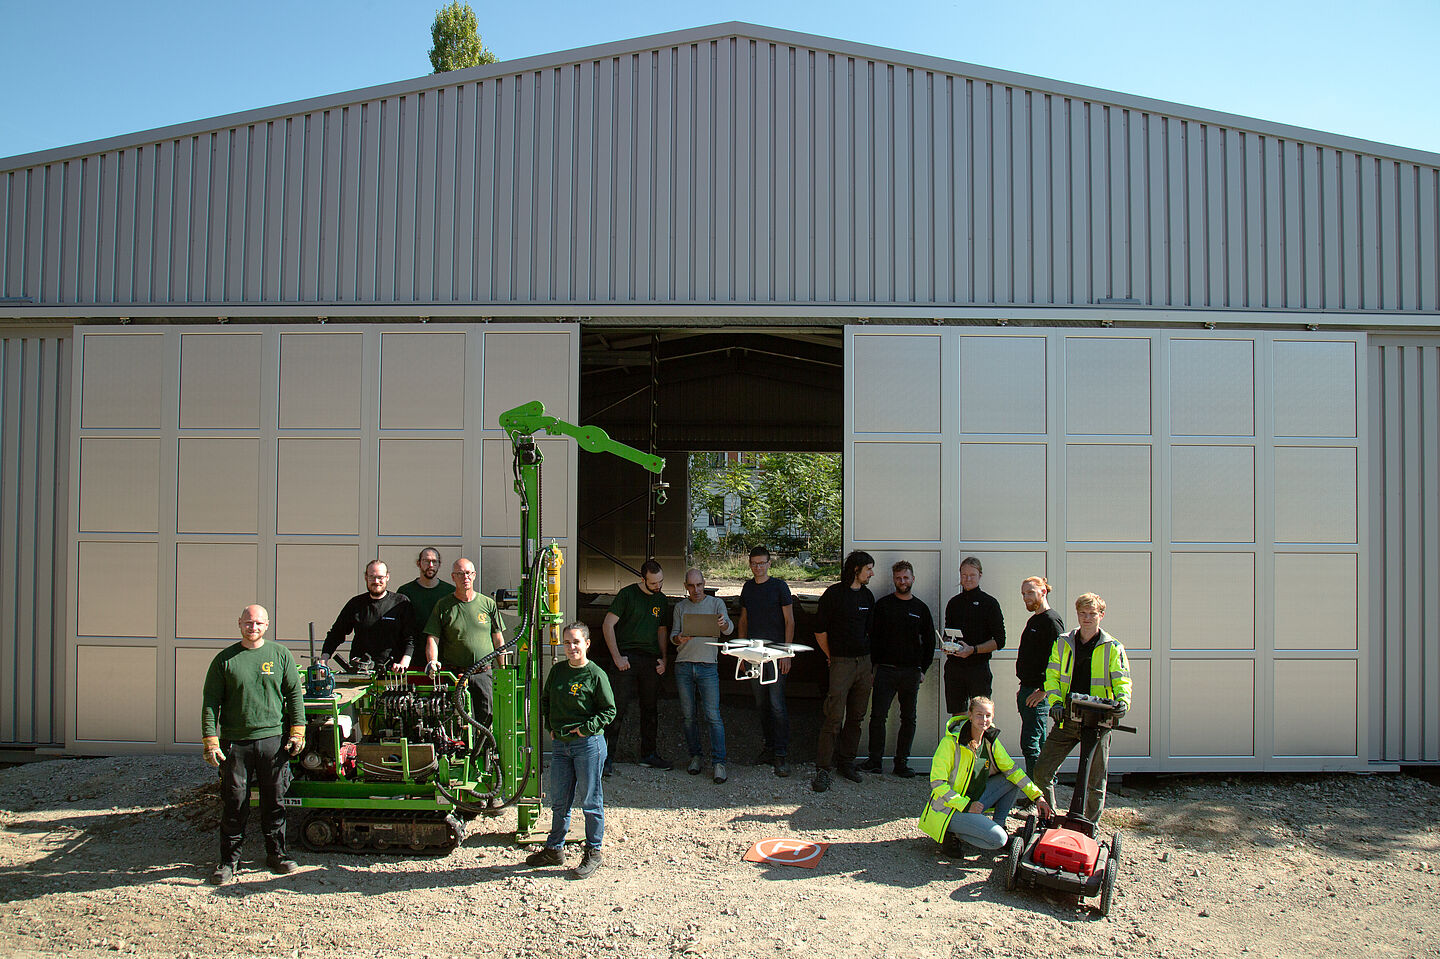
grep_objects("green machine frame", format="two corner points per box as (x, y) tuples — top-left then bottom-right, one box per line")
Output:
(267, 401), (665, 850)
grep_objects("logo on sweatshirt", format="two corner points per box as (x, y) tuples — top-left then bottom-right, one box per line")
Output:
(569, 682), (583, 696)
(261, 661), (274, 674)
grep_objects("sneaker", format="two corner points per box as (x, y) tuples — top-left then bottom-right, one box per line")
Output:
(571, 847), (604, 879)
(688, 755), (704, 775)
(525, 846), (565, 867)
(265, 855), (299, 875)
(712, 763), (727, 784)
(209, 863), (235, 885)
(773, 758), (791, 778)
(811, 768), (832, 792)
(857, 758), (883, 773)
(754, 747), (776, 766)
(837, 765), (863, 784)
(892, 765), (918, 779)
(639, 753), (673, 770)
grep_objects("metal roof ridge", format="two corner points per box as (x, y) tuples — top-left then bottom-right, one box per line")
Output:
(4, 20), (1438, 170)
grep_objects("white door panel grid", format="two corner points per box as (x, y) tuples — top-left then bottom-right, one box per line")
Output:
(67, 324), (578, 752)
(846, 325), (1367, 772)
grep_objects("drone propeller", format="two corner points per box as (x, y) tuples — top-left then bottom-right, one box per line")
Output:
(764, 642), (813, 654)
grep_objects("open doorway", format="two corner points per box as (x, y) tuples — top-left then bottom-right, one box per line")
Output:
(571, 326), (844, 766)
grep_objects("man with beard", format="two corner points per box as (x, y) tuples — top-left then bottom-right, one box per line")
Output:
(322, 560), (416, 673)
(1015, 575), (1065, 778)
(398, 548), (449, 636)
(942, 557), (1005, 716)
(811, 550), (877, 792)
(860, 560), (935, 778)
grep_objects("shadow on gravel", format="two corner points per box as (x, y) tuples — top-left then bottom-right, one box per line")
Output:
(1112, 771), (1440, 860)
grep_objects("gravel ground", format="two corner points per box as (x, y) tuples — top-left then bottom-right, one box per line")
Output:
(2, 756), (1438, 959)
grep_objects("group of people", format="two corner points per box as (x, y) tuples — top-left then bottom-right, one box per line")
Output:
(200, 545), (1132, 885)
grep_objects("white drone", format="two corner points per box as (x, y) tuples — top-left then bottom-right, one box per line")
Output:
(707, 639), (813, 684)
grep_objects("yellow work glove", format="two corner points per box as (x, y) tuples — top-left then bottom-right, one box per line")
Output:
(285, 726), (306, 755)
(203, 736), (225, 767)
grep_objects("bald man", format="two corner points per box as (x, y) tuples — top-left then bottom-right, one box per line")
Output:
(424, 558), (507, 728)
(200, 605), (306, 885)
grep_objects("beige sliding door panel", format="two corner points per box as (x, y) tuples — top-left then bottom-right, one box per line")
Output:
(845, 325), (1366, 771)
(67, 323), (578, 754)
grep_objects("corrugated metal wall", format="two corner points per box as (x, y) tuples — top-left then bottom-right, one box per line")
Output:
(0, 330), (69, 747)
(1369, 336), (1440, 763)
(3, 28), (1437, 311)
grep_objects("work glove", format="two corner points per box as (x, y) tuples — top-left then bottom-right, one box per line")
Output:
(285, 726), (306, 756)
(203, 736), (225, 767)
(1048, 703), (1064, 726)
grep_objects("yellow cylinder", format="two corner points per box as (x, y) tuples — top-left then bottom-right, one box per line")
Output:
(543, 544), (565, 645)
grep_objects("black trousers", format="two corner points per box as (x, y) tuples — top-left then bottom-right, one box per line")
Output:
(605, 652), (662, 759)
(466, 668), (494, 729)
(867, 664), (924, 769)
(218, 735), (291, 865)
(943, 660), (993, 715)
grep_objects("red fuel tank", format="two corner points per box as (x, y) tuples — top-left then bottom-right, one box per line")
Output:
(1033, 827), (1100, 875)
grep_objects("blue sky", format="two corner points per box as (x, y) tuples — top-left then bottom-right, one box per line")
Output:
(3, 0), (1438, 161)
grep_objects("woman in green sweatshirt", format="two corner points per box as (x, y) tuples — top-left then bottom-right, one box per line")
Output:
(526, 621), (617, 879)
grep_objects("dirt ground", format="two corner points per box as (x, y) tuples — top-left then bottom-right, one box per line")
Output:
(2, 755), (1438, 959)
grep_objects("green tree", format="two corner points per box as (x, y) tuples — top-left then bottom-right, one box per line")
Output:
(687, 452), (842, 562)
(428, 2), (498, 74)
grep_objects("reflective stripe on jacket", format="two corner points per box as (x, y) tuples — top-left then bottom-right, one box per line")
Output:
(917, 714), (1041, 843)
(1043, 627), (1131, 709)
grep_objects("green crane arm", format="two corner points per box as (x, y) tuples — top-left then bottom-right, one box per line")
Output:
(498, 401), (666, 475)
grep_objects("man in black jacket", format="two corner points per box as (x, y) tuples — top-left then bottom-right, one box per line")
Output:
(860, 560), (935, 778)
(811, 550), (876, 792)
(942, 556), (1005, 715)
(323, 560), (417, 673)
(1015, 575), (1064, 778)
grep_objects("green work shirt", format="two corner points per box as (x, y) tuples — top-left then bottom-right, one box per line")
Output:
(425, 593), (506, 669)
(398, 579), (451, 634)
(201, 641), (305, 741)
(541, 660), (617, 741)
(609, 582), (669, 656)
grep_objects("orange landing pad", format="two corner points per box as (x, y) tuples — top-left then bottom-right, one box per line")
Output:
(744, 837), (830, 868)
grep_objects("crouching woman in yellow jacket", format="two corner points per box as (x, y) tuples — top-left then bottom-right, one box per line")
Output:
(918, 696), (1052, 853)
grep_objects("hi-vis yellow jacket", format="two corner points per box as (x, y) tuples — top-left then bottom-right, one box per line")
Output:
(918, 715), (1041, 843)
(1043, 628), (1132, 709)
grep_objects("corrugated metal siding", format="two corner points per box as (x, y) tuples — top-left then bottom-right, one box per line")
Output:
(0, 331), (69, 747)
(3, 31), (1437, 312)
(1370, 337), (1440, 763)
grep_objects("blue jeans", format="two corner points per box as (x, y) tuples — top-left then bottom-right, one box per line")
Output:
(1016, 685), (1048, 778)
(752, 670), (790, 757)
(675, 661), (727, 763)
(945, 776), (1020, 850)
(545, 734), (606, 850)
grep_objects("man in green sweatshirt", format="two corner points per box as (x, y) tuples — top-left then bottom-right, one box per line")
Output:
(201, 604), (306, 885)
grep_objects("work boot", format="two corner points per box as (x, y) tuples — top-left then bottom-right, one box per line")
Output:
(639, 753), (673, 771)
(209, 862), (235, 886)
(525, 846), (565, 867)
(602, 757), (614, 778)
(941, 834), (965, 859)
(688, 755), (704, 775)
(754, 747), (776, 766)
(266, 854), (299, 875)
(892, 765), (918, 778)
(571, 847), (604, 879)
(712, 763), (727, 784)
(773, 757), (791, 778)
(837, 765), (864, 783)
(811, 768), (832, 793)
(857, 758), (883, 773)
